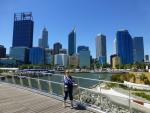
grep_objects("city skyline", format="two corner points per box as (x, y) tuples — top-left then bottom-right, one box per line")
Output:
(0, 0), (150, 60)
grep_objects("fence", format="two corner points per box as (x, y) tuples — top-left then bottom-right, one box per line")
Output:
(0, 73), (150, 113)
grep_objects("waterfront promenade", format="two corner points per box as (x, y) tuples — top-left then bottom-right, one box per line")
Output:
(0, 83), (95, 113)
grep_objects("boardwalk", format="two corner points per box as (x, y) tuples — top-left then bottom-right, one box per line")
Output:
(0, 83), (95, 113)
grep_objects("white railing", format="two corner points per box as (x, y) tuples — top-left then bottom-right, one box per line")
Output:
(0, 74), (150, 113)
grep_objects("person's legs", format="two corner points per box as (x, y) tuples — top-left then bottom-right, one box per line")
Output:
(68, 88), (73, 108)
(63, 91), (68, 107)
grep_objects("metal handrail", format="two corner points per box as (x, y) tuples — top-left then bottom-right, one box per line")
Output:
(53, 73), (150, 89)
(0, 75), (150, 113)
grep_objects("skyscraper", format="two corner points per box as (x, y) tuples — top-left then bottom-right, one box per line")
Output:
(79, 49), (90, 68)
(68, 28), (76, 55)
(115, 30), (133, 64)
(38, 27), (49, 48)
(110, 54), (120, 68)
(45, 48), (53, 64)
(96, 34), (107, 64)
(0, 45), (6, 58)
(38, 38), (43, 48)
(59, 49), (67, 54)
(10, 47), (29, 64)
(12, 12), (34, 48)
(77, 46), (89, 53)
(133, 37), (144, 63)
(54, 54), (68, 66)
(145, 55), (149, 62)
(53, 42), (62, 55)
(29, 47), (45, 64)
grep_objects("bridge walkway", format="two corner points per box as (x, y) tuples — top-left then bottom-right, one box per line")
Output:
(0, 83), (95, 113)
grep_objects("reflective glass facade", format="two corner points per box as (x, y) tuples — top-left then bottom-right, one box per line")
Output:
(77, 46), (89, 53)
(99, 56), (106, 65)
(133, 37), (144, 63)
(53, 42), (62, 55)
(79, 50), (90, 68)
(0, 45), (6, 58)
(68, 29), (76, 55)
(116, 30), (133, 64)
(12, 13), (34, 48)
(9, 47), (29, 63)
(29, 47), (45, 64)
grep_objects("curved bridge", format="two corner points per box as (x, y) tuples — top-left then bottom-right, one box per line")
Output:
(0, 83), (95, 113)
(0, 74), (150, 113)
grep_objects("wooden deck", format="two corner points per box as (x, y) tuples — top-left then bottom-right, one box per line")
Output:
(0, 83), (95, 113)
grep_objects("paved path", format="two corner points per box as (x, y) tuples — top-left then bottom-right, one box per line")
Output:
(0, 83), (95, 113)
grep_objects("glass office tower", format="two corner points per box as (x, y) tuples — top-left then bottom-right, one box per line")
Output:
(116, 30), (133, 64)
(53, 42), (62, 55)
(29, 47), (45, 64)
(79, 49), (90, 68)
(68, 28), (76, 55)
(133, 37), (144, 63)
(77, 46), (89, 53)
(0, 45), (6, 58)
(12, 12), (34, 48)
(10, 47), (29, 64)
(96, 34), (107, 64)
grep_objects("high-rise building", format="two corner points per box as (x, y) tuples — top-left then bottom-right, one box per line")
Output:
(145, 55), (149, 62)
(9, 47), (29, 64)
(77, 46), (89, 53)
(69, 54), (79, 67)
(68, 28), (76, 55)
(12, 12), (34, 48)
(79, 49), (90, 68)
(0, 45), (6, 58)
(38, 39), (43, 48)
(133, 37), (144, 63)
(0, 58), (20, 67)
(110, 54), (121, 68)
(112, 56), (121, 69)
(54, 54), (68, 66)
(115, 30), (133, 64)
(59, 49), (67, 54)
(96, 34), (107, 64)
(53, 42), (62, 55)
(29, 47), (45, 64)
(38, 27), (49, 48)
(45, 48), (53, 64)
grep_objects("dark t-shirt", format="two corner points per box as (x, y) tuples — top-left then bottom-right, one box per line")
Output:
(64, 75), (73, 88)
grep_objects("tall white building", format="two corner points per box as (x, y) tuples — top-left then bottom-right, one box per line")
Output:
(38, 27), (49, 48)
(96, 34), (107, 64)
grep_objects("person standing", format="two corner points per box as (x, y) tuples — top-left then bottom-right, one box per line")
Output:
(63, 70), (74, 108)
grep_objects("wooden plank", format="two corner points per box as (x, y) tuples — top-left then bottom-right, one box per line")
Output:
(0, 83), (95, 113)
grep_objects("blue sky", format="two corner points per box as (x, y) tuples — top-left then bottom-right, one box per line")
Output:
(0, 0), (150, 61)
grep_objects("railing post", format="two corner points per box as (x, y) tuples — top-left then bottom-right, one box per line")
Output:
(37, 78), (41, 91)
(20, 76), (23, 86)
(77, 78), (81, 103)
(12, 75), (16, 84)
(62, 75), (65, 97)
(129, 88), (131, 113)
(5, 76), (8, 83)
(28, 77), (32, 88)
(48, 75), (53, 94)
(99, 81), (102, 104)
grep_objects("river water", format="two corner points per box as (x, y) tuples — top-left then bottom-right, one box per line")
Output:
(33, 72), (112, 95)
(3, 72), (112, 96)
